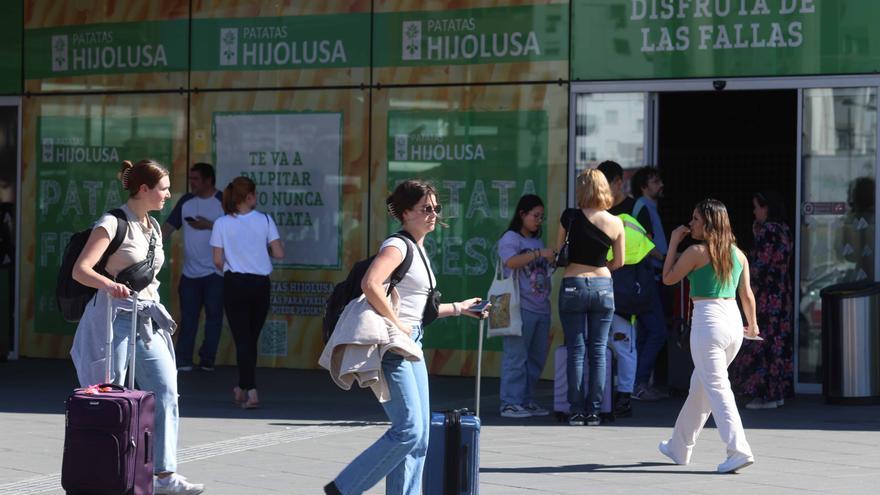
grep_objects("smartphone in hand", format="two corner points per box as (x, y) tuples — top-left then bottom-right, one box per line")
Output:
(743, 326), (764, 341)
(467, 300), (491, 315)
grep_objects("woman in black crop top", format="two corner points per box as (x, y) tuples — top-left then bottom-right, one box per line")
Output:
(556, 168), (625, 426)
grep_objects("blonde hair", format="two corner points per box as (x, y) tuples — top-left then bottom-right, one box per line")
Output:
(696, 199), (737, 285)
(118, 159), (168, 197)
(576, 168), (613, 210)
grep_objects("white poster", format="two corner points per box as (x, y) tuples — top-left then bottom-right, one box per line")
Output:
(214, 112), (342, 268)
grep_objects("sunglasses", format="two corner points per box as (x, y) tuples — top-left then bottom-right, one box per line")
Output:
(420, 204), (442, 215)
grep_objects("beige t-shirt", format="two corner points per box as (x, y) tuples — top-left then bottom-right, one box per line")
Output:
(94, 204), (164, 301)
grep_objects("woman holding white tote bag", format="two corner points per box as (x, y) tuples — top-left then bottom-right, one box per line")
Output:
(493, 194), (555, 419)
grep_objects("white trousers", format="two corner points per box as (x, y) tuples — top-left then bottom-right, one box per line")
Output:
(608, 314), (636, 393)
(667, 299), (753, 463)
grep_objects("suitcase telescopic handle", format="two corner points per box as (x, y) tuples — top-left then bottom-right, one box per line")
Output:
(475, 317), (484, 417)
(127, 290), (138, 390)
(102, 288), (139, 389)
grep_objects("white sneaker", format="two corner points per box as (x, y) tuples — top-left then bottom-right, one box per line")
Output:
(155, 474), (205, 495)
(500, 404), (531, 418)
(523, 402), (550, 417)
(745, 398), (777, 410)
(717, 454), (754, 474)
(658, 440), (688, 465)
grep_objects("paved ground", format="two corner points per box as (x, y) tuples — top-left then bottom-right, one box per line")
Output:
(1, 358), (879, 494)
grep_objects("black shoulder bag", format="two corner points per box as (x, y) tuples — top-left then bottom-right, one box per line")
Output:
(555, 216), (573, 268)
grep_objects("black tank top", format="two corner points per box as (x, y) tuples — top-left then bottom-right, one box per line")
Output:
(560, 208), (612, 267)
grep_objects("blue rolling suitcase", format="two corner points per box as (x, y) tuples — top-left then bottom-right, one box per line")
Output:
(424, 410), (480, 495)
(424, 319), (484, 494)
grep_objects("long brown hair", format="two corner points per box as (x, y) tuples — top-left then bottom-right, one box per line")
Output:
(222, 176), (256, 214)
(696, 198), (737, 285)
(118, 159), (168, 197)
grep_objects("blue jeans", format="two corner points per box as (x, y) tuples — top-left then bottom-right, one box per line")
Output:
(111, 312), (179, 473)
(558, 277), (614, 415)
(175, 274), (224, 367)
(335, 326), (429, 495)
(635, 281), (667, 386)
(500, 308), (550, 407)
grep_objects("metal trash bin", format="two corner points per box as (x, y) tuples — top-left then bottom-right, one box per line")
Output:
(820, 281), (880, 404)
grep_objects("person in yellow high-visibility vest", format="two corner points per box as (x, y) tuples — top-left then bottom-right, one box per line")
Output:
(604, 212), (655, 417)
(599, 160), (670, 406)
(607, 213), (656, 266)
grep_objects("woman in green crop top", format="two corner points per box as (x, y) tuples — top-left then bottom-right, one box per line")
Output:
(656, 199), (760, 475)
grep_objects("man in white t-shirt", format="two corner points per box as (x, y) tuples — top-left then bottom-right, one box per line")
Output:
(162, 163), (225, 372)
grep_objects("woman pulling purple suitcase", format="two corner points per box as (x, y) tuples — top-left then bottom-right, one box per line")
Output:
(70, 159), (205, 495)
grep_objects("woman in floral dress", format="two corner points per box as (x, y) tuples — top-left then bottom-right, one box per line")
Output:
(731, 191), (794, 409)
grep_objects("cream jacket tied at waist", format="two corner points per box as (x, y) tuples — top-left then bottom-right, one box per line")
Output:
(319, 292), (424, 403)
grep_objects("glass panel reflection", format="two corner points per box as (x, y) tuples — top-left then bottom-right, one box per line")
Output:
(574, 93), (646, 176)
(800, 87), (877, 384)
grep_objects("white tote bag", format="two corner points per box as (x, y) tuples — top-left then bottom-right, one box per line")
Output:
(486, 256), (522, 338)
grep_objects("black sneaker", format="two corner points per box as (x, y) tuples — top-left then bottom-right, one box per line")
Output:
(324, 481), (342, 495)
(615, 394), (633, 418)
(585, 414), (601, 426)
(568, 413), (586, 426)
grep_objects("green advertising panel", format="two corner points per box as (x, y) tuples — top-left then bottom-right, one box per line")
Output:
(573, 0), (880, 80)
(387, 110), (548, 351)
(374, 5), (568, 67)
(25, 20), (188, 79)
(0, 1), (22, 94)
(191, 15), (370, 71)
(35, 116), (174, 334)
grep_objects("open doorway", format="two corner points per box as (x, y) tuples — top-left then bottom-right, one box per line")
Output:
(0, 104), (17, 361)
(657, 90), (798, 253)
(654, 89), (798, 391)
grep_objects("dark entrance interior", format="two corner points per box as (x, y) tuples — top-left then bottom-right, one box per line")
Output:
(0, 105), (17, 361)
(657, 90), (798, 254)
(654, 90), (797, 391)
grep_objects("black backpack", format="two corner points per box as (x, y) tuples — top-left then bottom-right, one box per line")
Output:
(611, 258), (656, 316)
(322, 233), (413, 343)
(56, 209), (128, 322)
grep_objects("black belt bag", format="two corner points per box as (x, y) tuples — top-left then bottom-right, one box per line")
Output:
(115, 230), (156, 293)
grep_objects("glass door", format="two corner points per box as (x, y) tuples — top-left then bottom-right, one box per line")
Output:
(0, 102), (17, 360)
(799, 87), (878, 385)
(572, 92), (650, 193)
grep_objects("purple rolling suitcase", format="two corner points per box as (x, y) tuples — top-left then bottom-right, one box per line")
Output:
(62, 291), (156, 495)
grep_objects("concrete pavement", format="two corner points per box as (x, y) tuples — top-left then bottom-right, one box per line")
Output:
(1, 358), (878, 494)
